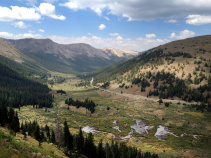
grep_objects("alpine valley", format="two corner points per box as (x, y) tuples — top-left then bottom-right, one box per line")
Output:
(0, 35), (210, 158)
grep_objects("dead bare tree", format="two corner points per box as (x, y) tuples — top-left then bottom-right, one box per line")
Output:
(55, 115), (62, 148)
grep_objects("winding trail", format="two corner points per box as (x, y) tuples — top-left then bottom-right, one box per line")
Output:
(93, 86), (199, 105)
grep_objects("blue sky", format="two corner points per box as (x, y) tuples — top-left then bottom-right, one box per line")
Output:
(0, 0), (211, 51)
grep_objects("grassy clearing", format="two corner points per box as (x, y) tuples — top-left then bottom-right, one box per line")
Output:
(16, 105), (57, 129)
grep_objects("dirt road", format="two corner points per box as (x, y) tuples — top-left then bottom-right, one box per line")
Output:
(94, 86), (198, 105)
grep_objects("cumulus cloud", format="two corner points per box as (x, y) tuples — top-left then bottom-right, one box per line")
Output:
(0, 3), (66, 22)
(116, 36), (123, 40)
(0, 6), (41, 22)
(60, 1), (79, 11)
(186, 14), (211, 25)
(39, 3), (66, 20)
(48, 35), (169, 51)
(0, 32), (14, 38)
(99, 24), (106, 30)
(170, 30), (195, 39)
(0, 32), (42, 39)
(12, 21), (28, 28)
(109, 33), (119, 36)
(39, 29), (45, 33)
(60, 0), (211, 21)
(146, 34), (156, 39)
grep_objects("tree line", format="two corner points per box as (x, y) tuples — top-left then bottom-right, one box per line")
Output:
(62, 124), (159, 158)
(65, 98), (96, 113)
(147, 71), (210, 104)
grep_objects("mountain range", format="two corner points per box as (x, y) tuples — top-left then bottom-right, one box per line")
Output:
(0, 38), (138, 73)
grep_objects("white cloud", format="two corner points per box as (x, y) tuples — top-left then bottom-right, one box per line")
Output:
(0, 32), (42, 39)
(0, 6), (41, 22)
(146, 34), (156, 39)
(99, 24), (106, 30)
(48, 35), (169, 51)
(28, 30), (35, 33)
(167, 19), (177, 23)
(60, 0), (211, 21)
(109, 33), (119, 36)
(104, 16), (110, 21)
(116, 36), (123, 40)
(186, 14), (211, 25)
(39, 3), (66, 20)
(170, 30), (195, 39)
(170, 33), (176, 39)
(12, 21), (28, 28)
(60, 2), (79, 11)
(0, 32), (14, 38)
(0, 3), (66, 22)
(39, 29), (45, 33)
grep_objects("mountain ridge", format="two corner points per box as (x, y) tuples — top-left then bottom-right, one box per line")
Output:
(0, 37), (138, 73)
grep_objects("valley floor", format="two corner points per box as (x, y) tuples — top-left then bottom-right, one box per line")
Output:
(16, 75), (211, 158)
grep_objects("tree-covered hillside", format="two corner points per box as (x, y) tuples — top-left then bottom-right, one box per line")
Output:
(0, 57), (52, 108)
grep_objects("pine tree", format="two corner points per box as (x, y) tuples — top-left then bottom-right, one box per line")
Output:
(84, 133), (97, 158)
(97, 139), (105, 158)
(34, 125), (41, 145)
(105, 142), (112, 158)
(8, 107), (14, 124)
(45, 124), (50, 141)
(2, 105), (8, 125)
(63, 119), (73, 150)
(14, 112), (20, 133)
(10, 111), (19, 136)
(28, 121), (32, 136)
(51, 130), (56, 144)
(0, 105), (5, 127)
(76, 127), (84, 154)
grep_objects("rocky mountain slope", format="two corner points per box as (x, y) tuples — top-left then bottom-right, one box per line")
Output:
(0, 41), (23, 63)
(0, 38), (138, 73)
(102, 47), (139, 58)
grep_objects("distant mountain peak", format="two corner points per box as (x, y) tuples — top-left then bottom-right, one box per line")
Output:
(0, 38), (139, 73)
(102, 47), (139, 57)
